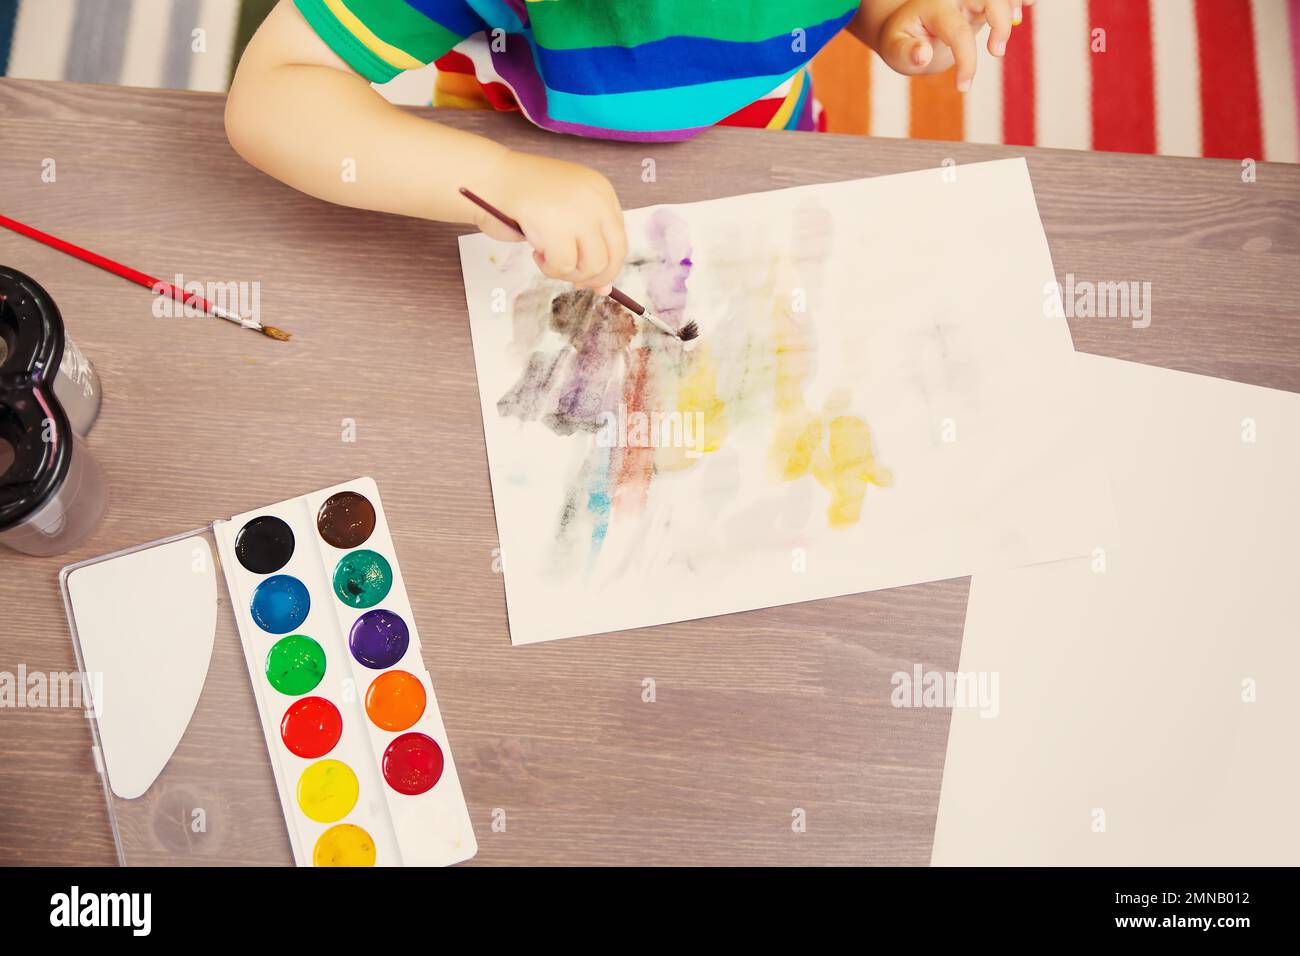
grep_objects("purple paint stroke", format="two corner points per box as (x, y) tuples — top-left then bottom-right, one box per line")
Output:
(644, 210), (694, 327)
(547, 333), (621, 433)
(497, 290), (637, 437)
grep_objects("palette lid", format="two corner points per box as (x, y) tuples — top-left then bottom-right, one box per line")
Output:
(64, 534), (217, 799)
(61, 527), (295, 866)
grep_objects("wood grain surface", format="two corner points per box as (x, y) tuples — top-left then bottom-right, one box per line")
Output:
(0, 79), (1296, 867)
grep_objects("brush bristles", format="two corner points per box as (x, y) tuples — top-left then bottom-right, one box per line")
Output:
(259, 325), (292, 342)
(677, 321), (699, 342)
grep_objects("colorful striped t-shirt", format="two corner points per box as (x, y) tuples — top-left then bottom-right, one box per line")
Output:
(293, 0), (859, 141)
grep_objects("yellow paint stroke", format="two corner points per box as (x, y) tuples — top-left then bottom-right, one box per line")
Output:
(771, 413), (822, 480)
(767, 272), (821, 480)
(812, 415), (894, 529)
(765, 265), (892, 529)
(677, 344), (727, 452)
(658, 342), (728, 472)
(772, 311), (813, 414)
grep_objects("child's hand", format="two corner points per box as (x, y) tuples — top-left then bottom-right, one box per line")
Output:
(476, 151), (628, 293)
(854, 0), (1033, 92)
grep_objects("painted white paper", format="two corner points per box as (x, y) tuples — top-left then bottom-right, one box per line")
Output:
(460, 159), (1112, 644)
(933, 353), (1300, 865)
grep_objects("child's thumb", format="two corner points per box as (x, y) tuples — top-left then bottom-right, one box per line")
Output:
(880, 21), (933, 75)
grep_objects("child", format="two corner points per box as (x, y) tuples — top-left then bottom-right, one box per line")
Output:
(227, 0), (1030, 294)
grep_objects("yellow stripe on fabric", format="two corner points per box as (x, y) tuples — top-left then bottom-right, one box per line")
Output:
(321, 0), (424, 69)
(766, 70), (806, 129)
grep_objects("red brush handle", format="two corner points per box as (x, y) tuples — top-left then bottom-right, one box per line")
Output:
(0, 212), (217, 314)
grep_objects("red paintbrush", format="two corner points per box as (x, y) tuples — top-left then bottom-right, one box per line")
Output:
(0, 212), (290, 341)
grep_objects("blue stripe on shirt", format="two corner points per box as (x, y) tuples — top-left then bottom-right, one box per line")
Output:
(530, 12), (852, 95)
(544, 66), (805, 131)
(402, 0), (488, 38)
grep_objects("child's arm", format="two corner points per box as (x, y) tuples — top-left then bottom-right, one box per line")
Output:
(226, 0), (626, 292)
(849, 0), (1031, 91)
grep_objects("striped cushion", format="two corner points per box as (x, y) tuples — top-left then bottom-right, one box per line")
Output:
(811, 0), (1300, 162)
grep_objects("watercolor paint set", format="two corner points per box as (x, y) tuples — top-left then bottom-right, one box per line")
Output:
(60, 477), (476, 866)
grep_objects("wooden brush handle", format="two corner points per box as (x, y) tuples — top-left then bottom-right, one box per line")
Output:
(458, 186), (648, 317)
(605, 286), (645, 316)
(458, 187), (524, 237)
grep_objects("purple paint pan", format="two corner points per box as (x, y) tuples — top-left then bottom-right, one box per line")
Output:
(348, 609), (410, 669)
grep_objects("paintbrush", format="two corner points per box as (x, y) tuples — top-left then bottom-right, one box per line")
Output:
(458, 187), (698, 343)
(0, 213), (290, 341)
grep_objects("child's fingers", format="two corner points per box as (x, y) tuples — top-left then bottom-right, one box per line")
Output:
(570, 227), (610, 288)
(880, 16), (935, 75)
(590, 221), (629, 291)
(985, 0), (1013, 56)
(592, 213), (628, 290)
(926, 6), (978, 91)
(533, 234), (579, 280)
(909, 38), (934, 69)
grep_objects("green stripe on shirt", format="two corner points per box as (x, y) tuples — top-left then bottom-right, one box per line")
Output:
(526, 0), (858, 50)
(295, 0), (399, 81)
(341, 0), (468, 62)
(294, 0), (464, 80)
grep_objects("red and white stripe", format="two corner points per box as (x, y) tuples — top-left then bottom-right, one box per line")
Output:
(816, 1), (1300, 162)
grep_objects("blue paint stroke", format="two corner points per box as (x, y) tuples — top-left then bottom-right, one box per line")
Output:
(586, 459), (612, 563)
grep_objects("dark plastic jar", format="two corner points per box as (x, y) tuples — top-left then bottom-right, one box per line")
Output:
(0, 267), (107, 556)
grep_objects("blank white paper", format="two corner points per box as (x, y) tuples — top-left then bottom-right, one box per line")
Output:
(933, 353), (1300, 865)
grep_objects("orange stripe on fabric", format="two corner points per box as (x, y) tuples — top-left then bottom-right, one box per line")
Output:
(435, 91), (493, 109)
(436, 70), (489, 100)
(809, 30), (872, 134)
(909, 68), (964, 141)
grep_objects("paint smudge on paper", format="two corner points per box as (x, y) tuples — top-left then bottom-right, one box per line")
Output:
(497, 290), (637, 435)
(610, 345), (656, 516)
(765, 199), (893, 528)
(494, 204), (891, 570)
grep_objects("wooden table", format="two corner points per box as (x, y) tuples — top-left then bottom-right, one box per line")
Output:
(1, 78), (1296, 866)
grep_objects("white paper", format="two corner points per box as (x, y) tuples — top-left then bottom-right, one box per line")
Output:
(460, 159), (1112, 644)
(67, 537), (217, 800)
(933, 353), (1300, 865)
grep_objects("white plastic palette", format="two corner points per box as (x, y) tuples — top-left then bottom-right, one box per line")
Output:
(61, 476), (475, 867)
(212, 477), (477, 867)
